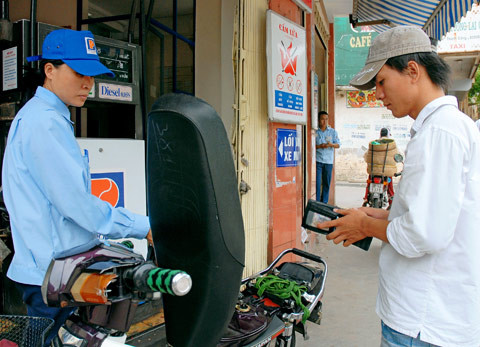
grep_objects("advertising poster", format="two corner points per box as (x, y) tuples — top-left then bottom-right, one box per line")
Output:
(347, 90), (383, 108)
(267, 10), (307, 125)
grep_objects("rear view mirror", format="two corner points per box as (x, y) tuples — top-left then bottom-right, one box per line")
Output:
(394, 153), (404, 163)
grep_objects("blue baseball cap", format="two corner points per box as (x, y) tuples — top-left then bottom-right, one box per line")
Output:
(27, 29), (114, 78)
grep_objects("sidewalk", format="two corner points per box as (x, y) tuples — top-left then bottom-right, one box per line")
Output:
(296, 182), (382, 346)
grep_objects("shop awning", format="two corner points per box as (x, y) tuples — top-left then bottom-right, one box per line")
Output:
(351, 0), (477, 41)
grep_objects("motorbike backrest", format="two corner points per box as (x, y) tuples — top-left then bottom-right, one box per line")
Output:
(147, 94), (245, 347)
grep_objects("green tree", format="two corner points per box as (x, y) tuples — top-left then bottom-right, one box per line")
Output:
(468, 68), (480, 104)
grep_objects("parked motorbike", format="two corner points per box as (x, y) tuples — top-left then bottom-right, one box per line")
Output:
(46, 247), (327, 347)
(0, 94), (328, 347)
(219, 248), (327, 347)
(43, 241), (191, 347)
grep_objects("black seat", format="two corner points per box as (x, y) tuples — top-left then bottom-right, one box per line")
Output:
(147, 94), (245, 347)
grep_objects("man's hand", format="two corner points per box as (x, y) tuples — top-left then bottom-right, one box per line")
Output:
(318, 207), (390, 245)
(318, 208), (370, 247)
(358, 206), (390, 220)
(317, 142), (330, 149)
(146, 229), (154, 246)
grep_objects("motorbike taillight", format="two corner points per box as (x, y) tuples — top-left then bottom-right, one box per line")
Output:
(373, 177), (381, 184)
(70, 273), (117, 304)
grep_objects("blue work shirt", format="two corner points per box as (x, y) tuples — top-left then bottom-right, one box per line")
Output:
(315, 126), (340, 164)
(2, 87), (150, 285)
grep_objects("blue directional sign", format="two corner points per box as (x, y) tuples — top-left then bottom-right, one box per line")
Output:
(277, 129), (299, 167)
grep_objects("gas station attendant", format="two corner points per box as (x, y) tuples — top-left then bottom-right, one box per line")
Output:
(1, 29), (151, 341)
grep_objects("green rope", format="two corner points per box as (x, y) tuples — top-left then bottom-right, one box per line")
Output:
(254, 274), (310, 324)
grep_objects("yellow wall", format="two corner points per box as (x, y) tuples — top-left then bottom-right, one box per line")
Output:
(196, 0), (269, 276)
(235, 0), (269, 275)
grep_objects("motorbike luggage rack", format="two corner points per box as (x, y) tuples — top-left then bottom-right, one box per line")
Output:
(0, 315), (54, 347)
(241, 248), (327, 323)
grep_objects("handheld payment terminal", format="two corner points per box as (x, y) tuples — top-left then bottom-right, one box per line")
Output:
(302, 199), (372, 251)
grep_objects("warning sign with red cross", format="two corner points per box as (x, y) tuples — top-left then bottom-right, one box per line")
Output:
(266, 10), (307, 125)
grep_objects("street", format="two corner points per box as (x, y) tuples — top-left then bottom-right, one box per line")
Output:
(297, 183), (383, 347)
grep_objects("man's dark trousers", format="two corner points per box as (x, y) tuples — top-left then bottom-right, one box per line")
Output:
(316, 162), (333, 203)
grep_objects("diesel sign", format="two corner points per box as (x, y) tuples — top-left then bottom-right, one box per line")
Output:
(99, 83), (133, 102)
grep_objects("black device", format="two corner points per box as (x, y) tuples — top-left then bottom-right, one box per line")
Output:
(302, 199), (372, 251)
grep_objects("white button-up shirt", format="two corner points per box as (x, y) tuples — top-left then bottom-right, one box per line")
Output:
(378, 96), (480, 347)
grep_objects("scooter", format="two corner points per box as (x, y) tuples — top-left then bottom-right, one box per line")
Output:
(0, 94), (328, 347)
(365, 153), (404, 209)
(45, 242), (192, 347)
(365, 174), (391, 209)
(223, 248), (327, 347)
(40, 245), (326, 347)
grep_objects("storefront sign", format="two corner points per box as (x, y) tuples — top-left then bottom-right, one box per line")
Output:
(334, 17), (378, 86)
(91, 172), (125, 208)
(99, 83), (133, 101)
(347, 90), (383, 108)
(267, 10), (307, 125)
(277, 129), (300, 167)
(438, 4), (480, 53)
(3, 47), (17, 91)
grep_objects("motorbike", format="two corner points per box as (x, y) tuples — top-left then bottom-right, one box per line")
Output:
(219, 248), (327, 347)
(0, 94), (328, 347)
(43, 241), (191, 347)
(365, 153), (404, 209)
(38, 244), (326, 347)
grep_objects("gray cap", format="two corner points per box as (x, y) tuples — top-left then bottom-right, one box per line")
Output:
(349, 26), (433, 90)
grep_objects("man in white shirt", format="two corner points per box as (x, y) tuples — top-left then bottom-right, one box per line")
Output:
(318, 26), (480, 347)
(476, 118), (480, 131)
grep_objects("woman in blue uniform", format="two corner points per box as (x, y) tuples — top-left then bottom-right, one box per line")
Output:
(2, 29), (152, 345)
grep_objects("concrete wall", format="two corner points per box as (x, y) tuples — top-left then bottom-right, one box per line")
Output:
(195, 0), (235, 137)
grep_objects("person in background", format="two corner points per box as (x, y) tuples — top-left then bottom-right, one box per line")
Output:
(362, 127), (395, 207)
(315, 111), (340, 203)
(2, 29), (152, 345)
(318, 26), (480, 347)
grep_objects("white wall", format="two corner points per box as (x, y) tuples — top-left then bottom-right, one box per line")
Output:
(334, 89), (414, 183)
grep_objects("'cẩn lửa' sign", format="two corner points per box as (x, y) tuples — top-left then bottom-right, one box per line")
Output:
(267, 10), (307, 125)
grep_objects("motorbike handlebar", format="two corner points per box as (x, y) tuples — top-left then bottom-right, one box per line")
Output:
(394, 172), (402, 177)
(125, 263), (192, 296)
(292, 248), (325, 264)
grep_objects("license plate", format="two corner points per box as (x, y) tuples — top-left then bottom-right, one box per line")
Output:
(370, 184), (383, 194)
